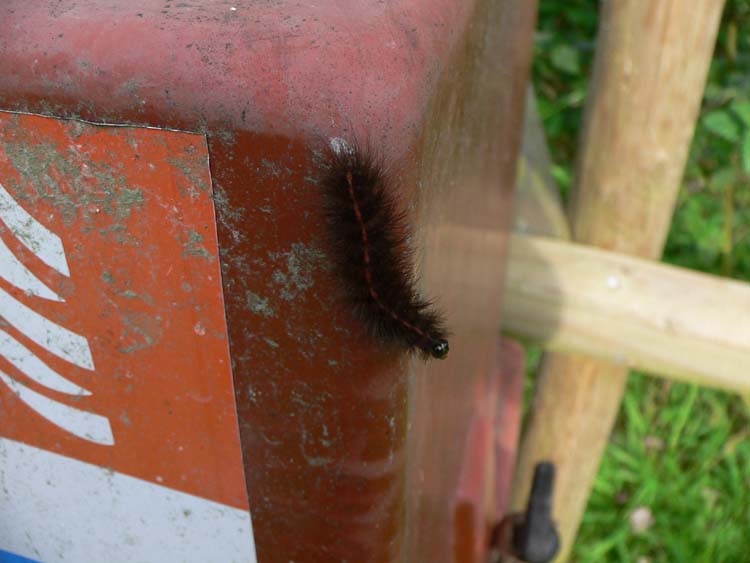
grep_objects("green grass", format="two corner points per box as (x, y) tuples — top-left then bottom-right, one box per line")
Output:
(576, 376), (750, 562)
(530, 1), (750, 561)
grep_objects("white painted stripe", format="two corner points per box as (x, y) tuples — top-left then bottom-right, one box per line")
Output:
(0, 371), (112, 445)
(0, 182), (70, 277)
(0, 287), (95, 371)
(0, 329), (91, 395)
(0, 235), (62, 301)
(0, 438), (257, 563)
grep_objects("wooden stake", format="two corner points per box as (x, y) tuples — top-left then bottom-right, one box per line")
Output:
(511, 2), (726, 559)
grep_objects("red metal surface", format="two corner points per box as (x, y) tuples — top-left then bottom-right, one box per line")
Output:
(407, 338), (525, 563)
(494, 339), (527, 520)
(0, 2), (536, 561)
(0, 1), (472, 152)
(455, 339), (525, 561)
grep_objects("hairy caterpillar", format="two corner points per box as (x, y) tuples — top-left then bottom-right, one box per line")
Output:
(320, 140), (449, 360)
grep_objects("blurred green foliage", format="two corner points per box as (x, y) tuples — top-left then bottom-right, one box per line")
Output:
(669, 0), (750, 279)
(533, 0), (598, 196)
(531, 1), (750, 561)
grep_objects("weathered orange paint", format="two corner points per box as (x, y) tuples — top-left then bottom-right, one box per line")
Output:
(0, 110), (248, 509)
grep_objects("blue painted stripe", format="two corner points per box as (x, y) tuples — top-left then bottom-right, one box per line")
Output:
(0, 550), (42, 563)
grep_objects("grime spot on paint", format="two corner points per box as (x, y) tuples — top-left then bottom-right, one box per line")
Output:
(3, 141), (144, 226)
(245, 290), (275, 318)
(93, 223), (139, 247)
(118, 313), (163, 354)
(119, 411), (132, 427)
(167, 155), (209, 196)
(247, 385), (259, 404)
(116, 290), (155, 306)
(211, 184), (247, 246)
(182, 229), (214, 261)
(320, 425), (332, 448)
(116, 78), (143, 99)
(259, 158), (284, 179)
(259, 431), (282, 447)
(269, 242), (325, 302)
(114, 187), (145, 220)
(300, 429), (332, 468)
(263, 337), (279, 349)
(68, 120), (87, 140)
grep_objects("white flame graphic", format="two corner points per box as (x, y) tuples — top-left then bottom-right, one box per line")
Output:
(0, 181), (114, 445)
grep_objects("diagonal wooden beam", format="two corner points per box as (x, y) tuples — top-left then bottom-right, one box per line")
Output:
(503, 233), (750, 392)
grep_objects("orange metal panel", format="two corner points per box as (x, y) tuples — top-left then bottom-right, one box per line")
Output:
(0, 110), (253, 561)
(0, 110), (247, 507)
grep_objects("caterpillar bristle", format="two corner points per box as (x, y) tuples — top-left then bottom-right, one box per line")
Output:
(320, 140), (449, 360)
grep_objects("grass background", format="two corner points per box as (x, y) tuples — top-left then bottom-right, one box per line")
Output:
(529, 1), (750, 561)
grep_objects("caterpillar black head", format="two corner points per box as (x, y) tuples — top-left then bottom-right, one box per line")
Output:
(430, 339), (450, 360)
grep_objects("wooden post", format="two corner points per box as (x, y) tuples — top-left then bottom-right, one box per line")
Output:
(511, 2), (726, 559)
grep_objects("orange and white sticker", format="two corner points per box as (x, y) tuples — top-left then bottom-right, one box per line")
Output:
(0, 111), (255, 563)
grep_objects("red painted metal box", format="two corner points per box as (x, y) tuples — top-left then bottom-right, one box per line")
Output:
(0, 1), (535, 561)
